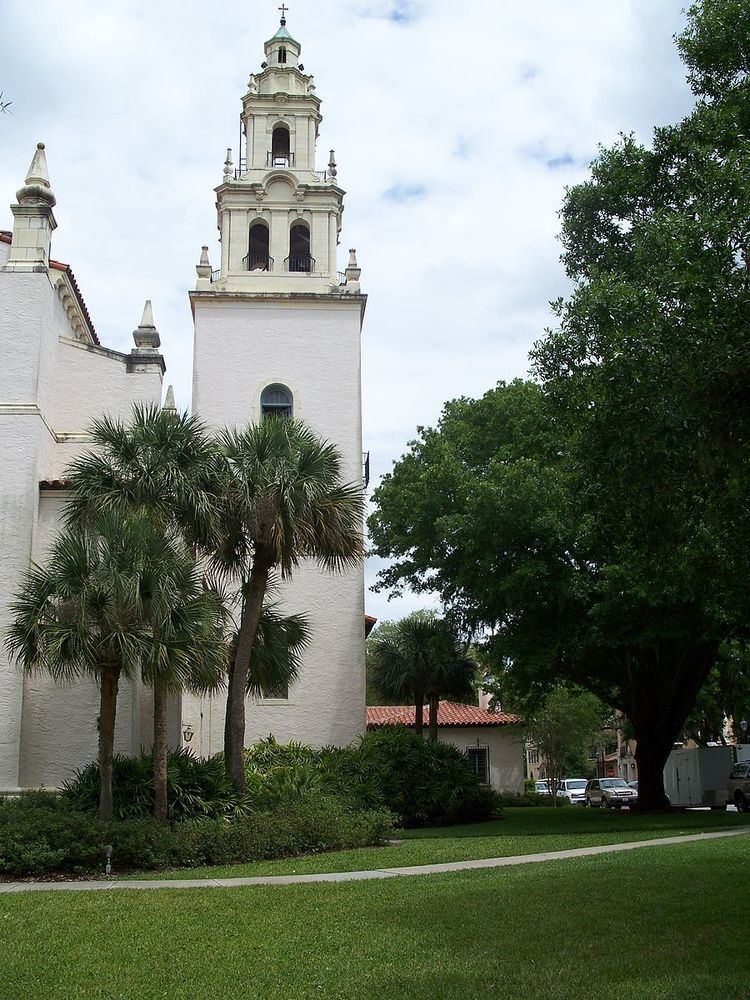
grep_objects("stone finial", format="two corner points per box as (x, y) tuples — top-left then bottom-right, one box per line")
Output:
(16, 141), (56, 207)
(327, 149), (337, 181)
(132, 299), (161, 351)
(345, 247), (361, 283)
(26, 143), (51, 188)
(163, 385), (177, 413)
(196, 245), (212, 281)
(224, 148), (234, 181)
(247, 73), (257, 93)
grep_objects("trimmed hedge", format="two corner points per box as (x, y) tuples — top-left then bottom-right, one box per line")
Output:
(0, 793), (394, 878)
(493, 791), (570, 808)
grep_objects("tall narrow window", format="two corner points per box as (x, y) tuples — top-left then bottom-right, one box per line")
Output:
(278, 46), (287, 64)
(466, 747), (490, 786)
(272, 125), (290, 166)
(246, 222), (270, 271)
(288, 222), (313, 272)
(261, 384), (293, 419)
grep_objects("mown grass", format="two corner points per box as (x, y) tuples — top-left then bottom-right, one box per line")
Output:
(123, 805), (749, 880)
(1, 836), (748, 999)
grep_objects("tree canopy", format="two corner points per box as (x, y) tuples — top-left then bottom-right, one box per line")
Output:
(369, 0), (750, 809)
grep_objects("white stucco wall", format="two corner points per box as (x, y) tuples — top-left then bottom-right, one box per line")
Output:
(438, 726), (525, 793)
(190, 293), (366, 752)
(0, 253), (164, 788)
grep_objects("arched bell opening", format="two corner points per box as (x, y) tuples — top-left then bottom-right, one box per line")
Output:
(270, 125), (292, 167)
(244, 222), (271, 271)
(287, 222), (313, 273)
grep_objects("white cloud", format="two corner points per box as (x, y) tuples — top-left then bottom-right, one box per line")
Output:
(0, 0), (695, 624)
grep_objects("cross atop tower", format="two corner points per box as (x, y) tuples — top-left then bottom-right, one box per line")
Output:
(278, 4), (288, 24)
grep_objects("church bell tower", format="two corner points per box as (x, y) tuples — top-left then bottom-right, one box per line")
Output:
(188, 10), (367, 752)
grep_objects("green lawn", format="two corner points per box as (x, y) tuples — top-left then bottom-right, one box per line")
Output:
(124, 806), (749, 880)
(1, 836), (748, 999)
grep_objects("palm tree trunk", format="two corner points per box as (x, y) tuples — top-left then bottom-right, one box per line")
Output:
(428, 694), (439, 743)
(414, 698), (424, 737)
(225, 557), (272, 790)
(98, 666), (120, 822)
(153, 679), (169, 823)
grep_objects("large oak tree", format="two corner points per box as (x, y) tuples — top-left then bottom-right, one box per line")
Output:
(369, 0), (750, 810)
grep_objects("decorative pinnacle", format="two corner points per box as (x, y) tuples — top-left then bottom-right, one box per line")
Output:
(133, 300), (161, 351)
(16, 141), (56, 207)
(327, 150), (337, 181)
(140, 299), (155, 328)
(26, 143), (50, 188)
(163, 385), (177, 413)
(200, 245), (210, 265)
(223, 148), (233, 181)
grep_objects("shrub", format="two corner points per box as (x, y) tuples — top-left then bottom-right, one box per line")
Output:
(0, 793), (394, 878)
(244, 729), (498, 828)
(494, 791), (569, 808)
(63, 748), (247, 821)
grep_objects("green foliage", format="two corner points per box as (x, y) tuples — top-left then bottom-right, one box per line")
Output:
(368, 0), (750, 809)
(493, 792), (569, 808)
(527, 689), (605, 800)
(367, 613), (478, 730)
(0, 792), (393, 877)
(62, 749), (247, 821)
(242, 731), (496, 828)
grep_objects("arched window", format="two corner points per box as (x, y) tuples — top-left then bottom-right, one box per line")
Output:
(245, 222), (270, 271)
(261, 384), (293, 419)
(271, 125), (291, 166)
(288, 222), (313, 273)
(278, 46), (287, 64)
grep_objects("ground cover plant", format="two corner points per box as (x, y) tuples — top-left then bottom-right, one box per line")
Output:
(129, 805), (748, 880)
(2, 837), (748, 998)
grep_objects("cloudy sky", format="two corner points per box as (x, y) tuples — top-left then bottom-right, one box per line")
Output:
(1, 0), (696, 623)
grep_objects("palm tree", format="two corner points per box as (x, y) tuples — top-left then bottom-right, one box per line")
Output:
(64, 404), (222, 552)
(215, 418), (364, 790)
(137, 545), (227, 822)
(368, 612), (478, 741)
(5, 513), (181, 821)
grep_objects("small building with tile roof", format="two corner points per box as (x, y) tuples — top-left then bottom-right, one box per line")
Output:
(366, 701), (526, 793)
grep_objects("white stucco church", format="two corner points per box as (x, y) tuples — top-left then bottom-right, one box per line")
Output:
(0, 14), (368, 791)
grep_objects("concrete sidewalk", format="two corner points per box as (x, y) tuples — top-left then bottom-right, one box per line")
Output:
(1, 826), (747, 894)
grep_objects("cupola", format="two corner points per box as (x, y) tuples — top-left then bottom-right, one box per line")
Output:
(264, 8), (302, 69)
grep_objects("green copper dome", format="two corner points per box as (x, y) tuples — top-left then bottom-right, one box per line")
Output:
(266, 20), (300, 47)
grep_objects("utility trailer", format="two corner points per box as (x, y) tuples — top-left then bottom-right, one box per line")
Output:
(663, 746), (733, 808)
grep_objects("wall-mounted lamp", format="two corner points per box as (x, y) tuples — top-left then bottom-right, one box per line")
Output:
(740, 719), (748, 741)
(183, 723), (195, 744)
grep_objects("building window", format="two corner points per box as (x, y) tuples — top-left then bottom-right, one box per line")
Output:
(261, 384), (293, 419)
(263, 681), (289, 700)
(278, 46), (287, 64)
(466, 746), (490, 785)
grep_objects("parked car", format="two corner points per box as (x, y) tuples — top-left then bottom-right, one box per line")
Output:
(534, 780), (550, 795)
(558, 778), (588, 805)
(728, 761), (750, 813)
(585, 778), (638, 809)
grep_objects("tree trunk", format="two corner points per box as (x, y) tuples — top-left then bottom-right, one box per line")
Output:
(428, 694), (439, 743)
(414, 698), (424, 737)
(98, 666), (120, 823)
(224, 557), (272, 791)
(629, 641), (720, 812)
(153, 679), (169, 823)
(633, 727), (675, 812)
